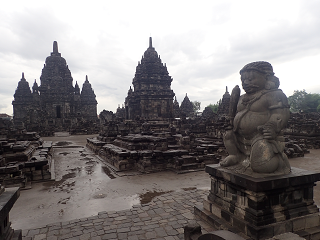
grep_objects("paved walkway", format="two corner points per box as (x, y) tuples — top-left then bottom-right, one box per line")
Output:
(21, 189), (215, 240)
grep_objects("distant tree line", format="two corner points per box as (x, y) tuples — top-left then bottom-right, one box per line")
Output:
(288, 90), (320, 113)
(207, 102), (219, 113)
(191, 101), (201, 113)
(203, 90), (320, 114)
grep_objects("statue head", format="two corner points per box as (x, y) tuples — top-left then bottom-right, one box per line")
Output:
(239, 61), (279, 94)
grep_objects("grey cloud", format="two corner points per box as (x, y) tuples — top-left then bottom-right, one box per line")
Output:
(0, 8), (68, 61)
(176, 8), (320, 88)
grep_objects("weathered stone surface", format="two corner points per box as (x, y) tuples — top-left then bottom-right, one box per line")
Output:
(0, 118), (52, 187)
(221, 61), (291, 175)
(195, 164), (320, 240)
(0, 187), (21, 240)
(88, 117), (223, 173)
(201, 107), (216, 120)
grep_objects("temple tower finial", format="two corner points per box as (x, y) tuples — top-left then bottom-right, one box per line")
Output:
(22, 72), (25, 79)
(149, 37), (152, 48)
(53, 41), (58, 53)
(85, 75), (88, 82)
(226, 86), (228, 93)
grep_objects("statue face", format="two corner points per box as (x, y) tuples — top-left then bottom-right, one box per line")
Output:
(241, 71), (266, 94)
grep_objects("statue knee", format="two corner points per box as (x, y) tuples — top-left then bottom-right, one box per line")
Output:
(251, 139), (279, 173)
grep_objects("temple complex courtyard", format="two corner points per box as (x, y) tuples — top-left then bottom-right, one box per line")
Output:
(10, 133), (211, 231)
(9, 133), (320, 239)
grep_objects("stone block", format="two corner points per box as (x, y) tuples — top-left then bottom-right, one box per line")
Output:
(305, 214), (320, 229)
(220, 209), (231, 223)
(233, 217), (246, 233)
(247, 224), (274, 240)
(196, 165), (320, 239)
(203, 200), (211, 213)
(209, 203), (221, 219)
(293, 217), (307, 232)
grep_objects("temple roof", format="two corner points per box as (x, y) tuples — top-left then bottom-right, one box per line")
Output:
(180, 94), (194, 114)
(75, 81), (80, 95)
(222, 86), (230, 99)
(32, 79), (39, 94)
(81, 75), (97, 104)
(14, 72), (32, 100)
(40, 41), (73, 94)
(133, 37), (172, 85)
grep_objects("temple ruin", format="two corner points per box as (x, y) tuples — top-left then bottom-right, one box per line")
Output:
(180, 94), (194, 118)
(87, 38), (224, 172)
(124, 37), (175, 120)
(12, 41), (98, 136)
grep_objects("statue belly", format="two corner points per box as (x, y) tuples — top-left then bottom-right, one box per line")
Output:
(237, 111), (269, 138)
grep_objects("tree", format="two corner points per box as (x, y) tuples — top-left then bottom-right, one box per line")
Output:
(207, 102), (219, 113)
(288, 90), (320, 112)
(192, 101), (201, 113)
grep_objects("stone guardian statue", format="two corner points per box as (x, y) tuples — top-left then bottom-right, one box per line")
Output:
(220, 61), (291, 174)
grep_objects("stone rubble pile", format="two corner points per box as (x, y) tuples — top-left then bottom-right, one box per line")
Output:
(0, 118), (52, 188)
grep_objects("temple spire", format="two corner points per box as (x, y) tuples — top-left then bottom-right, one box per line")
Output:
(149, 37), (152, 48)
(51, 41), (61, 56)
(53, 41), (58, 53)
(22, 72), (25, 80)
(85, 75), (89, 83)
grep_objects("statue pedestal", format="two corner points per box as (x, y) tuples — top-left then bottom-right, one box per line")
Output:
(0, 187), (21, 240)
(195, 164), (320, 240)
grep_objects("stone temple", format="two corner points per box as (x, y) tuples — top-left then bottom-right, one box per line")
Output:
(124, 37), (175, 120)
(12, 41), (98, 135)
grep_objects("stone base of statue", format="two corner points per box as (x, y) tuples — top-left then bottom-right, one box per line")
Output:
(195, 164), (320, 240)
(0, 186), (21, 240)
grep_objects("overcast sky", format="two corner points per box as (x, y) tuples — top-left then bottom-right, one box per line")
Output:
(1, 0), (320, 115)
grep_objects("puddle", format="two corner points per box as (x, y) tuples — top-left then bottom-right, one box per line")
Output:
(58, 197), (70, 204)
(81, 157), (93, 161)
(61, 172), (76, 180)
(139, 190), (172, 204)
(85, 165), (94, 175)
(182, 187), (197, 191)
(92, 193), (107, 199)
(55, 141), (72, 146)
(42, 145), (112, 194)
(42, 172), (76, 190)
(69, 167), (82, 172)
(59, 152), (70, 156)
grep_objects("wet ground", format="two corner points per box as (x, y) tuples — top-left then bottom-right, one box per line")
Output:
(10, 133), (211, 230)
(10, 133), (320, 231)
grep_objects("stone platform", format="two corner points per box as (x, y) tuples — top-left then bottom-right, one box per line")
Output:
(20, 188), (307, 240)
(21, 189), (216, 240)
(0, 187), (21, 240)
(195, 164), (320, 240)
(87, 135), (221, 173)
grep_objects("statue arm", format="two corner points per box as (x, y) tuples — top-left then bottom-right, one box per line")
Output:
(259, 91), (290, 140)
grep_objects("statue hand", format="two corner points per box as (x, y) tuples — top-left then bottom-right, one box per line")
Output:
(258, 122), (277, 140)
